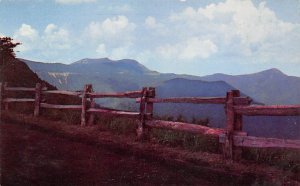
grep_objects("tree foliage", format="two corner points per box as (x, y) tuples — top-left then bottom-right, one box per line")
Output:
(0, 37), (21, 66)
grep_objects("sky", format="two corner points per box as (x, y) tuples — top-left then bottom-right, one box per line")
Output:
(1, 0), (300, 76)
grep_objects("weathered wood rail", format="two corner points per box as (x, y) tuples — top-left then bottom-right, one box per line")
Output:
(145, 120), (224, 137)
(234, 105), (300, 116)
(0, 82), (299, 160)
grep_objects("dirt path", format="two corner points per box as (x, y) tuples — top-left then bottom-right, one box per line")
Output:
(1, 121), (216, 186)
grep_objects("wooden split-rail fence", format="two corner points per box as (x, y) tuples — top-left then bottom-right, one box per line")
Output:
(1, 82), (300, 160)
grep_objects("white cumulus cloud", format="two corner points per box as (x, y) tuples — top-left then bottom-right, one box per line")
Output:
(167, 0), (300, 64)
(13, 23), (71, 60)
(86, 15), (136, 46)
(43, 23), (70, 50)
(96, 43), (107, 56)
(157, 37), (218, 60)
(110, 46), (131, 60)
(145, 16), (157, 29)
(14, 24), (39, 52)
(144, 16), (168, 36)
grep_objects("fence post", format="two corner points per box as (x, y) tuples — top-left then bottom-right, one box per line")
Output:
(223, 91), (234, 159)
(146, 87), (155, 118)
(145, 87), (155, 138)
(81, 84), (91, 126)
(232, 90), (242, 160)
(137, 87), (147, 141)
(81, 84), (88, 126)
(88, 85), (95, 125)
(0, 82), (3, 121)
(34, 83), (42, 117)
(3, 82), (8, 110)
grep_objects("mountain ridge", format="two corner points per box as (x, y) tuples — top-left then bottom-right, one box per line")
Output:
(201, 68), (300, 105)
(22, 57), (300, 105)
(14, 58), (300, 139)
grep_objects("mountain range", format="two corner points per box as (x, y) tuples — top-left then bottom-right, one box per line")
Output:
(201, 69), (300, 105)
(22, 58), (200, 92)
(23, 58), (300, 105)
(22, 58), (300, 139)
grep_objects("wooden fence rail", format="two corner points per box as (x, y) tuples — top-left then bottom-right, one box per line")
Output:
(3, 98), (35, 103)
(136, 97), (251, 105)
(43, 90), (82, 96)
(136, 97), (227, 104)
(88, 90), (142, 98)
(87, 108), (141, 118)
(0, 83), (3, 120)
(145, 120), (224, 137)
(234, 105), (300, 116)
(4, 86), (47, 92)
(5, 87), (36, 92)
(1, 82), (299, 161)
(232, 135), (300, 149)
(40, 103), (82, 110)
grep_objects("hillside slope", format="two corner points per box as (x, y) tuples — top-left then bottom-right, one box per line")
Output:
(1, 57), (55, 89)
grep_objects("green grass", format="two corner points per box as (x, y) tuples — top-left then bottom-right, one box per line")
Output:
(95, 115), (137, 135)
(150, 128), (219, 153)
(6, 104), (300, 174)
(149, 115), (219, 153)
(243, 148), (300, 174)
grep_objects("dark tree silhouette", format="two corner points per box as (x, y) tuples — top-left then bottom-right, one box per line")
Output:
(0, 37), (21, 66)
(0, 36), (56, 89)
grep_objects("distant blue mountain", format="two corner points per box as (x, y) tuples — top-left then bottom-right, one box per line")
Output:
(22, 58), (300, 139)
(201, 68), (300, 105)
(22, 58), (201, 92)
(154, 78), (237, 128)
(153, 78), (300, 139)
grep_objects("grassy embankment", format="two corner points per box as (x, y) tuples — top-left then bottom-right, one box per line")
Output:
(6, 100), (300, 178)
